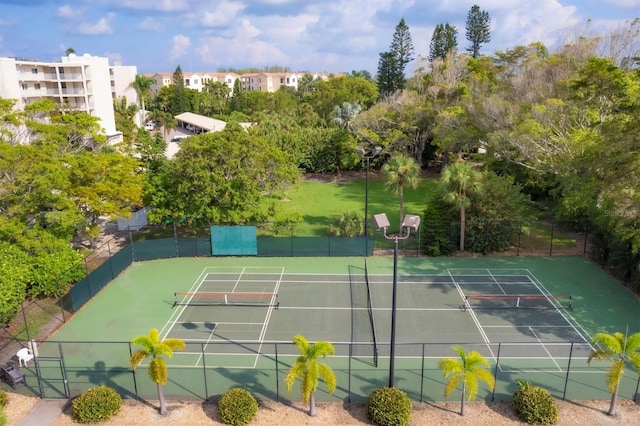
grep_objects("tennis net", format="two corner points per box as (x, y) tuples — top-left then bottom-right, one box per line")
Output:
(364, 259), (379, 366)
(173, 292), (279, 308)
(464, 294), (572, 310)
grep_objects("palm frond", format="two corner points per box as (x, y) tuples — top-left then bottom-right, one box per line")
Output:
(444, 375), (461, 397)
(129, 350), (147, 369)
(606, 360), (625, 393)
(149, 358), (168, 385)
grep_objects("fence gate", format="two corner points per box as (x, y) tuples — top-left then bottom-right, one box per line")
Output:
(35, 357), (70, 399)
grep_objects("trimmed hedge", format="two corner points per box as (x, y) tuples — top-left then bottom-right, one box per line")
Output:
(513, 381), (559, 425)
(217, 388), (259, 425)
(72, 385), (122, 423)
(366, 387), (412, 426)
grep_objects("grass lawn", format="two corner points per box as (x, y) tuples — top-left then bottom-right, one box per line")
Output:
(519, 221), (577, 250)
(275, 174), (439, 237)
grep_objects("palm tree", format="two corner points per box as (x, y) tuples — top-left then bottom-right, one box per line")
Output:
(285, 334), (337, 417)
(130, 74), (155, 127)
(382, 152), (420, 230)
(438, 345), (495, 416)
(588, 330), (640, 416)
(130, 328), (186, 416)
(439, 161), (482, 251)
(332, 102), (362, 131)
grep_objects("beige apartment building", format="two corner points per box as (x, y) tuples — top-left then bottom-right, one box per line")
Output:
(146, 71), (333, 94)
(0, 53), (138, 144)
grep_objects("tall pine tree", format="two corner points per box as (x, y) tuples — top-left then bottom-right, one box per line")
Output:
(171, 65), (186, 115)
(465, 5), (491, 58)
(377, 18), (414, 97)
(429, 23), (458, 62)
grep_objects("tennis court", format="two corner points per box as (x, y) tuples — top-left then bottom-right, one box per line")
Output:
(33, 256), (638, 402)
(155, 263), (591, 372)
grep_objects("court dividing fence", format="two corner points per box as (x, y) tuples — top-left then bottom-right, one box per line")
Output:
(22, 340), (640, 404)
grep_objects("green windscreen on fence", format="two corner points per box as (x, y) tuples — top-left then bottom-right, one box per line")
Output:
(210, 226), (258, 255)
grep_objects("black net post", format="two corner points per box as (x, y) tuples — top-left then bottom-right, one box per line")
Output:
(107, 242), (115, 279)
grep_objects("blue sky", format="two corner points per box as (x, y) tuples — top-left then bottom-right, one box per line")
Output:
(0, 0), (638, 74)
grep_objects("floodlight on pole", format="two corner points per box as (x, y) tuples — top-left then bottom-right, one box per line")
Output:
(372, 212), (421, 388)
(355, 146), (382, 254)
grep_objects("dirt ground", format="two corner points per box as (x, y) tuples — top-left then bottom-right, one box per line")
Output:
(3, 391), (639, 425)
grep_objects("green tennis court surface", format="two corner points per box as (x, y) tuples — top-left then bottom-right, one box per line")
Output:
(33, 256), (639, 403)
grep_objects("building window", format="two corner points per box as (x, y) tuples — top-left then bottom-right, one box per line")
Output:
(185, 79), (190, 86)
(194, 79), (199, 84)
(31, 68), (38, 74)
(21, 83), (28, 90)
(34, 83), (41, 90)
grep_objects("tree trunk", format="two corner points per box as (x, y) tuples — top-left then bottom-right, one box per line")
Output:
(157, 383), (167, 416)
(460, 206), (466, 252)
(460, 381), (466, 416)
(399, 188), (404, 231)
(309, 392), (317, 416)
(608, 385), (619, 416)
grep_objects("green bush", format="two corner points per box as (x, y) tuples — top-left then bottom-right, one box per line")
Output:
(366, 387), (412, 426)
(0, 389), (7, 408)
(217, 388), (259, 425)
(513, 381), (559, 425)
(72, 385), (122, 423)
(0, 410), (7, 426)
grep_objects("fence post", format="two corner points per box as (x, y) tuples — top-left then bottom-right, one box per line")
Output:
(275, 343), (280, 402)
(201, 343), (208, 399)
(563, 343), (574, 401)
(583, 224), (589, 255)
(420, 343), (425, 402)
(128, 342), (139, 401)
(492, 343), (501, 402)
(107, 242), (115, 279)
(549, 221), (555, 256)
(348, 342), (352, 403)
(58, 341), (70, 398)
(173, 222), (179, 257)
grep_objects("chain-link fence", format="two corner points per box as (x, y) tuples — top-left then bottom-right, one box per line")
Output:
(20, 340), (640, 403)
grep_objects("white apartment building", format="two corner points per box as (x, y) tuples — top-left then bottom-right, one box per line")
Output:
(0, 53), (138, 144)
(146, 72), (238, 95)
(146, 71), (334, 94)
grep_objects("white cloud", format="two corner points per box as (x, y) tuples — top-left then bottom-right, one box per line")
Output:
(603, 0), (640, 7)
(170, 34), (191, 60)
(200, 0), (246, 27)
(108, 0), (190, 12)
(195, 19), (287, 67)
(137, 17), (163, 32)
(78, 13), (115, 35)
(489, 1), (580, 51)
(56, 5), (76, 19)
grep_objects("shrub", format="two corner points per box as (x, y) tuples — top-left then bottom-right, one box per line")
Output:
(72, 385), (122, 423)
(217, 388), (258, 425)
(0, 389), (7, 408)
(513, 381), (559, 425)
(0, 410), (7, 426)
(366, 387), (412, 426)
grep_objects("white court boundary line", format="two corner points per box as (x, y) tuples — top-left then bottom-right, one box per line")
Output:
(160, 266), (284, 368)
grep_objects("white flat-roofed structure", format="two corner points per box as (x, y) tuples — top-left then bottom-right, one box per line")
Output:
(175, 112), (228, 133)
(0, 53), (137, 144)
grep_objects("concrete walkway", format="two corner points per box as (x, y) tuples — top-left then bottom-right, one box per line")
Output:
(18, 399), (66, 426)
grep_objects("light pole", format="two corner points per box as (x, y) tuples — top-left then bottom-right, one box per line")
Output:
(372, 213), (421, 388)
(355, 146), (382, 253)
